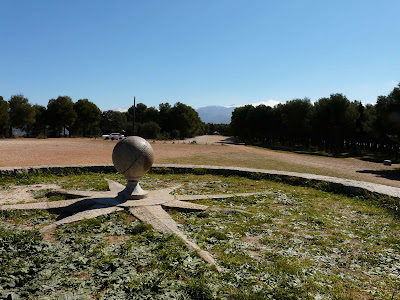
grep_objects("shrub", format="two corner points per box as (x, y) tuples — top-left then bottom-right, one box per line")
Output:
(37, 133), (47, 139)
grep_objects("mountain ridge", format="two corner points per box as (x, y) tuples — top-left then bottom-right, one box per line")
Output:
(196, 106), (235, 124)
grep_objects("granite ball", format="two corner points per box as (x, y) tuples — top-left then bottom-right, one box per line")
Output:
(112, 136), (154, 180)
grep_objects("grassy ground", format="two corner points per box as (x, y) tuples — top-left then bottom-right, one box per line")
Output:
(0, 172), (399, 299)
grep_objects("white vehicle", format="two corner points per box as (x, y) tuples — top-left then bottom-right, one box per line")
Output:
(102, 133), (125, 140)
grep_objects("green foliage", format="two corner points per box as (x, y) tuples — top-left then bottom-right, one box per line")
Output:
(185, 277), (214, 300)
(168, 102), (204, 138)
(8, 94), (36, 132)
(72, 99), (101, 137)
(29, 104), (47, 137)
(128, 102), (148, 124)
(127, 222), (152, 235)
(374, 84), (400, 143)
(143, 106), (159, 123)
(281, 98), (313, 139)
(158, 102), (172, 133)
(3, 95), (207, 139)
(100, 110), (127, 134)
(0, 96), (9, 135)
(125, 101), (205, 139)
(207, 123), (231, 136)
(231, 105), (254, 141)
(230, 85), (400, 158)
(170, 129), (180, 140)
(138, 121), (161, 139)
(0, 171), (125, 191)
(47, 96), (77, 137)
(312, 94), (359, 154)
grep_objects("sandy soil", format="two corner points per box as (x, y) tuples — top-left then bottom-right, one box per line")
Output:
(0, 136), (399, 187)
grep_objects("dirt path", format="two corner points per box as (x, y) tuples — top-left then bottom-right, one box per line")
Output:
(0, 136), (398, 187)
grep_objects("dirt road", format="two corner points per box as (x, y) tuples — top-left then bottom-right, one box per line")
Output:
(0, 136), (398, 187)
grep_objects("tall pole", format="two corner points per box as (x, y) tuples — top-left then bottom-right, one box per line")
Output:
(133, 96), (136, 136)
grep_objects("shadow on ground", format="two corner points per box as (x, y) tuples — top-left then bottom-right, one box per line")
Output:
(357, 169), (400, 181)
(215, 136), (244, 145)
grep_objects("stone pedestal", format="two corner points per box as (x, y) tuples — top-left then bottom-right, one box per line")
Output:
(117, 180), (148, 200)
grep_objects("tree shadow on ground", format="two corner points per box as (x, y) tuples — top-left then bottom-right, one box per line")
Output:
(357, 169), (400, 181)
(215, 137), (244, 145)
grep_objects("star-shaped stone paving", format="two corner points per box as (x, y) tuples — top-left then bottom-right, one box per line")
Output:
(0, 179), (262, 272)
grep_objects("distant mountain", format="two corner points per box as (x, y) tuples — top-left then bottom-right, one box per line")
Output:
(196, 100), (280, 124)
(196, 106), (235, 124)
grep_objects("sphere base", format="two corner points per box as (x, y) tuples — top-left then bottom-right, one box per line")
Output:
(117, 180), (148, 200)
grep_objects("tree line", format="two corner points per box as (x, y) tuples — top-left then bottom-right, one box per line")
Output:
(0, 95), (207, 139)
(231, 83), (400, 158)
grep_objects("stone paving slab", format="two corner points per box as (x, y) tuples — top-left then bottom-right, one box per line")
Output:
(54, 205), (123, 226)
(129, 205), (171, 223)
(120, 198), (168, 207)
(175, 192), (262, 201)
(40, 205), (124, 233)
(0, 198), (95, 210)
(105, 179), (125, 192)
(162, 200), (209, 211)
(0, 184), (61, 205)
(118, 186), (179, 207)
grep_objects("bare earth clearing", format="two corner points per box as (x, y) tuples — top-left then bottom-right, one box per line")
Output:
(0, 135), (399, 187)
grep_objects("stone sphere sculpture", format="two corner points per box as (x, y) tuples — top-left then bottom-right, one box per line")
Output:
(112, 136), (154, 200)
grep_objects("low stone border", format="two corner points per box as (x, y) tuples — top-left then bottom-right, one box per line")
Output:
(0, 164), (116, 176)
(1, 163), (399, 211)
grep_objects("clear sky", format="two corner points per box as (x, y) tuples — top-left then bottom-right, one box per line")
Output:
(1, 0), (399, 111)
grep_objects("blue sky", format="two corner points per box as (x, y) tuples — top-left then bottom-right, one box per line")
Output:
(0, 0), (399, 111)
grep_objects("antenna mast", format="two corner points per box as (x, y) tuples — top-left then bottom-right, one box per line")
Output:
(133, 96), (136, 136)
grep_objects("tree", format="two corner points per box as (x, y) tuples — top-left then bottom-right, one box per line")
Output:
(128, 103), (147, 124)
(47, 96), (77, 137)
(248, 104), (272, 141)
(207, 123), (230, 136)
(138, 121), (161, 139)
(281, 98), (313, 145)
(168, 102), (203, 138)
(143, 107), (159, 123)
(8, 94), (36, 137)
(231, 105), (254, 140)
(29, 105), (47, 137)
(0, 96), (10, 135)
(312, 93), (358, 154)
(170, 129), (180, 140)
(73, 99), (101, 137)
(375, 83), (400, 143)
(100, 110), (127, 134)
(159, 102), (171, 133)
(0, 96), (10, 136)
(363, 104), (377, 140)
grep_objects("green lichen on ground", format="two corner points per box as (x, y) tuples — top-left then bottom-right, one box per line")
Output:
(0, 173), (399, 299)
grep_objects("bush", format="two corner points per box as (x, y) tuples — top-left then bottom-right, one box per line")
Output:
(156, 132), (170, 140)
(37, 133), (47, 139)
(138, 122), (161, 139)
(170, 130), (180, 140)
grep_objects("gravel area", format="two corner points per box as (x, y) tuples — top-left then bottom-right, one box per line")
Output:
(0, 136), (398, 187)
